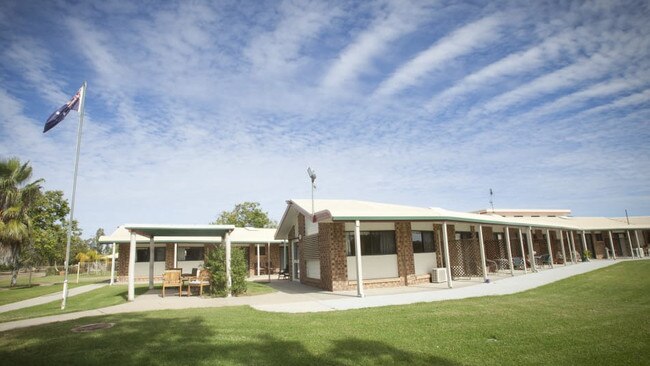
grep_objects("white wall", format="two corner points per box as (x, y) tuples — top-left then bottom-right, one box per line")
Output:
(411, 222), (435, 231)
(344, 222), (395, 231)
(414, 252), (437, 275)
(134, 262), (167, 277)
(306, 259), (320, 279)
(347, 255), (398, 280)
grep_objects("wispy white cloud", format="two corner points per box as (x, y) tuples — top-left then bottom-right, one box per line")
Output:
(320, 1), (431, 91)
(374, 14), (505, 98)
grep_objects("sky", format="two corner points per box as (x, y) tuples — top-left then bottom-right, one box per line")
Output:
(1, 0), (649, 238)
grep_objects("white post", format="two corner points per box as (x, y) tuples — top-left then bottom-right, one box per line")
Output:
(569, 231), (578, 263)
(60, 81), (87, 310)
(267, 242), (271, 283)
(559, 230), (567, 266)
(128, 231), (136, 301)
(504, 227), (514, 276)
(608, 231), (616, 260)
(626, 231), (635, 258)
(148, 236), (154, 290)
(527, 227), (537, 272)
(634, 230), (642, 257)
(110, 242), (116, 285)
(442, 222), (453, 288)
(545, 229), (554, 269)
(225, 231), (232, 297)
(76, 261), (80, 283)
(581, 231), (588, 260)
(173, 243), (178, 268)
(518, 228), (527, 274)
(354, 220), (364, 298)
(256, 244), (260, 276)
(478, 225), (488, 282)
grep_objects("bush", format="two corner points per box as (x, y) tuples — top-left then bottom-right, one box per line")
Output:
(45, 267), (59, 276)
(204, 245), (247, 297)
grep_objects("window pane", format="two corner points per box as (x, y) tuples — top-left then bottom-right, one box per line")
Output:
(422, 231), (435, 252)
(154, 247), (166, 262)
(182, 247), (204, 261)
(412, 231), (424, 253)
(379, 231), (396, 254)
(136, 249), (149, 262)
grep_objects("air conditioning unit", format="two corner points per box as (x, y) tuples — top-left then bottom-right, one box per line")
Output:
(431, 268), (447, 283)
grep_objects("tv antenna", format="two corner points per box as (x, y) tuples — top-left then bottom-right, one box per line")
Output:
(489, 188), (494, 212)
(307, 167), (317, 215)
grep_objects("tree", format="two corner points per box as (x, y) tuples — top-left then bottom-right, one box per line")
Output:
(0, 158), (44, 287)
(29, 190), (85, 267)
(204, 245), (247, 296)
(213, 202), (277, 228)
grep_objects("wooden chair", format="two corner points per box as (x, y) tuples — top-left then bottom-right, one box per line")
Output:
(162, 269), (182, 297)
(187, 269), (211, 296)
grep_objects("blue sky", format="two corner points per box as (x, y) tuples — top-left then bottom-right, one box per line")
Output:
(1, 0), (649, 237)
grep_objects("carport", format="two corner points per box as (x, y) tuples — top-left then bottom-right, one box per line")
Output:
(123, 224), (235, 301)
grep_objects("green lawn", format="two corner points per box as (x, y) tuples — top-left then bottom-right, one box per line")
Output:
(243, 281), (276, 296)
(0, 273), (111, 306)
(0, 261), (648, 365)
(0, 285), (150, 323)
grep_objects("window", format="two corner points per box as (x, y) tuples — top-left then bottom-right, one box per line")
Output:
(595, 234), (603, 241)
(178, 247), (204, 261)
(136, 247), (166, 262)
(346, 231), (396, 256)
(257, 246), (267, 256)
(412, 231), (436, 253)
(455, 232), (473, 240)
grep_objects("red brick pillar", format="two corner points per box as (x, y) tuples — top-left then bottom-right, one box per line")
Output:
(319, 222), (347, 291)
(118, 243), (130, 281)
(395, 222), (415, 285)
(298, 214), (306, 285)
(165, 243), (174, 269)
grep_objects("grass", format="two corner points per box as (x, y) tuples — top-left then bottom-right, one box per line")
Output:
(0, 285), (150, 323)
(0, 273), (111, 306)
(0, 261), (648, 365)
(243, 281), (276, 296)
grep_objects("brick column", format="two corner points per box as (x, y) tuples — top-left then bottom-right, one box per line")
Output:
(433, 224), (443, 268)
(319, 222), (347, 291)
(298, 214), (306, 285)
(270, 244), (280, 273)
(395, 221), (415, 285)
(117, 243), (130, 281)
(165, 243), (174, 269)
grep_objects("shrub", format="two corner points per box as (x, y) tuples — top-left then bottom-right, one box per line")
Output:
(204, 245), (247, 297)
(45, 267), (59, 276)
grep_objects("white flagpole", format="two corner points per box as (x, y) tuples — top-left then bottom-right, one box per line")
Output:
(61, 81), (87, 310)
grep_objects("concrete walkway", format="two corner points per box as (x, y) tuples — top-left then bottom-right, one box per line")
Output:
(0, 260), (628, 332)
(0, 283), (107, 313)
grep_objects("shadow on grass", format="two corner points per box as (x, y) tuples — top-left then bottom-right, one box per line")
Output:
(0, 314), (459, 365)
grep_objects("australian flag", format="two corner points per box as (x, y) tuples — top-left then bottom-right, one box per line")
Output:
(43, 88), (81, 133)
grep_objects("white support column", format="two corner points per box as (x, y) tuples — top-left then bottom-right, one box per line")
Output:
(148, 236), (154, 290)
(569, 231), (578, 263)
(545, 229), (554, 269)
(128, 231), (136, 301)
(559, 230), (567, 266)
(626, 231), (635, 258)
(478, 225), (488, 282)
(634, 230), (642, 257)
(267, 242), (271, 282)
(354, 220), (364, 297)
(225, 231), (232, 297)
(527, 227), (537, 272)
(256, 244), (260, 276)
(442, 222), (453, 288)
(581, 231), (588, 260)
(518, 228), (527, 274)
(110, 242), (116, 285)
(173, 243), (178, 268)
(608, 231), (616, 260)
(504, 227), (514, 276)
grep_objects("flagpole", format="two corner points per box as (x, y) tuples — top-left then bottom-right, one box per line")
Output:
(61, 81), (87, 310)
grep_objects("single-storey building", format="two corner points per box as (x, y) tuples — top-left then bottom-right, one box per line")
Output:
(98, 225), (288, 299)
(274, 199), (650, 296)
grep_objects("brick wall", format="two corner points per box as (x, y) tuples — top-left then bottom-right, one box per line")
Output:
(165, 243), (174, 269)
(395, 221), (416, 285)
(118, 243), (129, 278)
(298, 214), (307, 285)
(318, 222), (347, 291)
(433, 224), (443, 267)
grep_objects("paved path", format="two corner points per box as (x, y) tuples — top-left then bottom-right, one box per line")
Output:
(0, 283), (107, 313)
(0, 260), (629, 332)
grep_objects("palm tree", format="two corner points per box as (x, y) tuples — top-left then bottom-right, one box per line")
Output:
(0, 158), (43, 287)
